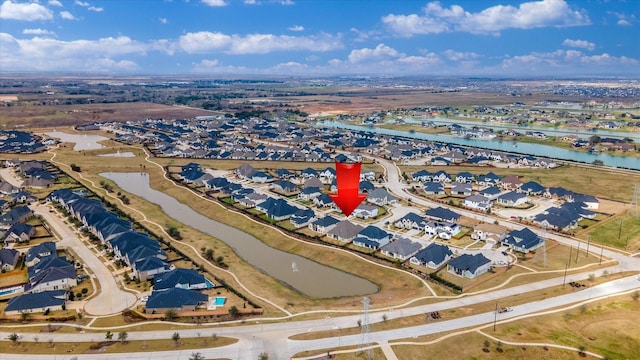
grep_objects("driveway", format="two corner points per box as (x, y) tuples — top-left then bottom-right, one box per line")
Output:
(32, 203), (137, 315)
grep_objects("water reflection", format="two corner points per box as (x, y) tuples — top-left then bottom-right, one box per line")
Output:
(101, 172), (379, 298)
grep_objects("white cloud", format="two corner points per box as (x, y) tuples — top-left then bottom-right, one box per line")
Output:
(48, 0), (63, 7)
(562, 39), (595, 51)
(0, 0), (54, 21)
(348, 43), (403, 63)
(60, 11), (76, 20)
(178, 31), (342, 54)
(0, 33), (149, 72)
(159, 17), (167, 24)
(75, 0), (90, 7)
(383, 0), (590, 37)
(442, 49), (480, 61)
(88, 6), (103, 12)
(201, 0), (227, 7)
(288, 25), (304, 32)
(244, 0), (258, 4)
(617, 19), (631, 26)
(278, 0), (294, 5)
(23, 28), (55, 35)
(501, 49), (638, 73)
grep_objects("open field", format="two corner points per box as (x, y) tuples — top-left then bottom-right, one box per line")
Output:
(580, 212), (640, 251)
(0, 336), (237, 355)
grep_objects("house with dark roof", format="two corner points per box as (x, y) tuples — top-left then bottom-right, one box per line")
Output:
(153, 268), (207, 291)
(455, 172), (475, 183)
(301, 167), (319, 178)
(276, 168), (296, 179)
(431, 170), (451, 182)
(497, 191), (528, 206)
(502, 227), (543, 253)
(412, 170), (432, 182)
(1, 205), (33, 229)
(380, 237), (422, 260)
(519, 181), (546, 196)
(145, 287), (208, 314)
(0, 247), (20, 271)
(308, 216), (340, 234)
(271, 179), (298, 194)
(257, 198), (299, 221)
(235, 163), (257, 179)
(423, 182), (445, 195)
(478, 172), (502, 186)
(133, 256), (171, 281)
(450, 182), (472, 196)
(327, 220), (364, 242)
(353, 226), (391, 250)
(25, 261), (77, 293)
(5, 290), (67, 315)
(290, 208), (316, 228)
(359, 180), (375, 193)
(477, 186), (502, 201)
(425, 206), (460, 222)
(409, 243), (453, 269)
(545, 187), (574, 201)
(447, 253), (491, 278)
(25, 241), (56, 267)
(313, 193), (334, 208)
(298, 187), (322, 201)
(3, 222), (35, 244)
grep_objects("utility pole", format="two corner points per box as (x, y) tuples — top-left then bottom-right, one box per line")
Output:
(599, 246), (604, 265)
(575, 243), (580, 264)
(586, 235), (590, 258)
(493, 303), (498, 331)
(563, 263), (568, 287)
(568, 245), (572, 266)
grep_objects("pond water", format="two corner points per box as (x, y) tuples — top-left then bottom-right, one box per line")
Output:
(44, 131), (108, 151)
(98, 152), (136, 158)
(319, 121), (640, 170)
(101, 172), (379, 298)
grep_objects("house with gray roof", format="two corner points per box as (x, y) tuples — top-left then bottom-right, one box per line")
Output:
(3, 222), (35, 244)
(380, 237), (422, 261)
(497, 191), (528, 206)
(423, 182), (445, 195)
(447, 253), (491, 278)
(327, 220), (364, 242)
(463, 195), (492, 212)
(450, 182), (472, 196)
(352, 204), (379, 219)
(425, 206), (460, 222)
(366, 188), (397, 206)
(409, 243), (453, 269)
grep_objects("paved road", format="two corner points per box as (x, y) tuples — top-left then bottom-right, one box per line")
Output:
(2, 275), (638, 359)
(32, 203), (137, 315)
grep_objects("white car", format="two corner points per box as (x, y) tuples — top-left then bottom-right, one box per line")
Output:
(141, 296), (149, 302)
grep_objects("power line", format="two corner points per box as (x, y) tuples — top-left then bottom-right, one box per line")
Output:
(358, 296), (373, 360)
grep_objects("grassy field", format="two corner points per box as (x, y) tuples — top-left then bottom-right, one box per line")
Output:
(580, 212), (640, 251)
(0, 336), (237, 355)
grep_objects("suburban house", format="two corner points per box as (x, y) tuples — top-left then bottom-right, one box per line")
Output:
(409, 243), (453, 269)
(425, 207), (461, 222)
(497, 191), (528, 206)
(256, 198), (299, 221)
(423, 182), (445, 195)
(353, 226), (391, 250)
(0, 247), (20, 271)
(298, 187), (322, 201)
(450, 182), (472, 196)
(366, 188), (397, 206)
(502, 227), (544, 253)
(290, 208), (316, 228)
(153, 268), (207, 291)
(235, 163), (257, 179)
(132, 256), (171, 281)
(478, 172), (502, 186)
(501, 175), (523, 190)
(270, 179), (298, 194)
(380, 237), (422, 260)
(308, 216), (339, 234)
(519, 181), (546, 196)
(145, 287), (209, 314)
(304, 177), (324, 189)
(412, 170), (432, 182)
(327, 220), (364, 242)
(25, 241), (56, 267)
(25, 259), (77, 293)
(478, 186), (502, 200)
(351, 204), (379, 219)
(463, 195), (492, 212)
(472, 223), (509, 243)
(3, 222), (35, 244)
(5, 290), (67, 315)
(455, 172), (475, 183)
(1, 205), (33, 229)
(394, 212), (427, 230)
(447, 253), (492, 278)
(313, 193), (334, 208)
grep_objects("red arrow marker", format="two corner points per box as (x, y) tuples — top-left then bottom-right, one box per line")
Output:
(329, 161), (367, 216)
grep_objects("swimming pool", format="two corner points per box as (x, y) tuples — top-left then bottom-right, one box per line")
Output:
(214, 297), (226, 306)
(0, 286), (24, 297)
(205, 279), (215, 288)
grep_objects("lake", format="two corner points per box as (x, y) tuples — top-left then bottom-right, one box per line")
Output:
(44, 131), (108, 151)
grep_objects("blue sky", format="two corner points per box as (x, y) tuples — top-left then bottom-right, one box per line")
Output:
(0, 0), (638, 76)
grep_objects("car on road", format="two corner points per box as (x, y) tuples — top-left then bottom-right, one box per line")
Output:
(498, 307), (513, 313)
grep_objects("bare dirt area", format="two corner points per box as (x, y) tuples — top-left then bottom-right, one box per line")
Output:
(0, 102), (215, 128)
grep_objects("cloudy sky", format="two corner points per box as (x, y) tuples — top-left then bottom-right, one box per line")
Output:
(1, 0), (638, 76)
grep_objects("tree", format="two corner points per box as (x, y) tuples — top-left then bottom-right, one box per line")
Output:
(19, 311), (30, 322)
(205, 248), (215, 261)
(164, 308), (178, 321)
(172, 332), (181, 345)
(8, 333), (20, 344)
(258, 352), (269, 360)
(189, 353), (205, 360)
(117, 331), (128, 344)
(496, 341), (503, 352)
(229, 305), (239, 318)
(70, 164), (81, 172)
(105, 331), (113, 340)
(483, 340), (491, 351)
(632, 290), (639, 302)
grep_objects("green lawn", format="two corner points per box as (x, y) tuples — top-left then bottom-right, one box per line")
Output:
(582, 212), (640, 250)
